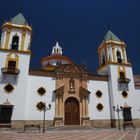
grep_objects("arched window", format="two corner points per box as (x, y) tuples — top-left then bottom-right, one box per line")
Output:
(11, 35), (19, 50)
(116, 50), (122, 63)
(102, 53), (105, 65)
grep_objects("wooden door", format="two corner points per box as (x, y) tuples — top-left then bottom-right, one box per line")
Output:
(65, 97), (80, 125)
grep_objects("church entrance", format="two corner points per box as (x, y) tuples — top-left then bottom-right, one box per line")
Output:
(65, 97), (80, 125)
(0, 105), (13, 124)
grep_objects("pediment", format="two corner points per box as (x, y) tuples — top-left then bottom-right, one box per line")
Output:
(53, 86), (64, 97)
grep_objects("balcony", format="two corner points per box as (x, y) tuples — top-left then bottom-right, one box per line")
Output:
(1, 67), (20, 75)
(118, 77), (130, 83)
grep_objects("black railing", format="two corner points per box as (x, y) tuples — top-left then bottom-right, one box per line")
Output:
(1, 67), (20, 75)
(118, 77), (130, 83)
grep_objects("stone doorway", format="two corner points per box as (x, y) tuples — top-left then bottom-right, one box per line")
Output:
(65, 97), (80, 125)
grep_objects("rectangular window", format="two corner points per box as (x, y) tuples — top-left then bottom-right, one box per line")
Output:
(120, 72), (125, 79)
(8, 61), (16, 69)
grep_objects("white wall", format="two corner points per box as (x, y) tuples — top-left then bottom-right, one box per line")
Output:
(88, 80), (111, 120)
(108, 65), (139, 119)
(0, 51), (30, 120)
(26, 75), (55, 120)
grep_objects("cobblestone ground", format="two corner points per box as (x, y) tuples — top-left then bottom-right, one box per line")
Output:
(0, 128), (140, 140)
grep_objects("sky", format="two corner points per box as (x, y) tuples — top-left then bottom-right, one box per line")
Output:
(0, 0), (140, 74)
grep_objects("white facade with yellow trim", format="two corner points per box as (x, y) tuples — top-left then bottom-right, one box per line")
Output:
(0, 13), (140, 128)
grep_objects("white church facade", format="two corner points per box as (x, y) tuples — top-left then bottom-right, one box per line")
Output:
(0, 13), (140, 129)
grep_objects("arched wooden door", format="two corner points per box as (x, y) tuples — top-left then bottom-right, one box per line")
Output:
(65, 97), (80, 125)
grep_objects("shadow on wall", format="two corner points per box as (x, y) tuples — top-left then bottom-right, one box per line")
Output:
(0, 74), (18, 85)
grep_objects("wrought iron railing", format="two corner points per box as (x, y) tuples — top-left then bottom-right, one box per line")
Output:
(118, 77), (130, 83)
(1, 67), (20, 75)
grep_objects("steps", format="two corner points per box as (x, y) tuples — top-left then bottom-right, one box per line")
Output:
(46, 125), (97, 131)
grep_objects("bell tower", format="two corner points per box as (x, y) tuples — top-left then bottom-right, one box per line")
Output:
(0, 13), (32, 52)
(97, 30), (130, 75)
(0, 13), (32, 121)
(97, 30), (135, 127)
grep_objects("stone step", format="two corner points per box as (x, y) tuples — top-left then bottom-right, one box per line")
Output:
(47, 125), (97, 131)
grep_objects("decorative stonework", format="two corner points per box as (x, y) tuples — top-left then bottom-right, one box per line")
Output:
(122, 91), (128, 98)
(36, 101), (45, 111)
(96, 103), (104, 111)
(3, 83), (14, 94)
(37, 87), (46, 96)
(95, 90), (103, 98)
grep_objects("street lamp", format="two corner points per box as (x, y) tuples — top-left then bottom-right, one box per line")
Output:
(113, 105), (122, 130)
(42, 103), (51, 133)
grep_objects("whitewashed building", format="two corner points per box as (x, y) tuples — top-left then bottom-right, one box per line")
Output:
(0, 13), (140, 129)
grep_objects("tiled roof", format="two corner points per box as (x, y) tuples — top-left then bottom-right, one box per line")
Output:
(102, 30), (121, 43)
(11, 13), (28, 25)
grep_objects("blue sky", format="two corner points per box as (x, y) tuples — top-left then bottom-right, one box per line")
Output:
(0, 0), (140, 74)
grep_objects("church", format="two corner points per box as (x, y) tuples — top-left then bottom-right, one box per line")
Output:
(0, 13), (140, 129)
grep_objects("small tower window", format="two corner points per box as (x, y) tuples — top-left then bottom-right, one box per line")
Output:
(117, 50), (122, 63)
(101, 53), (105, 65)
(11, 35), (19, 50)
(120, 71), (125, 79)
(8, 61), (16, 69)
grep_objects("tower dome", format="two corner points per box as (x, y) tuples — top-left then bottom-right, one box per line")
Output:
(41, 42), (73, 71)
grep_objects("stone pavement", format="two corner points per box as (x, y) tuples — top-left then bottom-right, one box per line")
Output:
(0, 128), (140, 140)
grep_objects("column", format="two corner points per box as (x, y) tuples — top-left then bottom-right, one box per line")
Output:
(122, 48), (127, 64)
(82, 98), (86, 117)
(21, 31), (26, 51)
(112, 46), (116, 62)
(55, 97), (59, 117)
(4, 30), (11, 49)
(105, 46), (108, 63)
(59, 97), (63, 117)
(85, 97), (88, 117)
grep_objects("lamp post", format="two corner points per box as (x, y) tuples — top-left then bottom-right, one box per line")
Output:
(42, 103), (51, 133)
(113, 105), (122, 130)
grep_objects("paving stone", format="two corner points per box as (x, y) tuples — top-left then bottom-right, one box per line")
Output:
(0, 128), (139, 140)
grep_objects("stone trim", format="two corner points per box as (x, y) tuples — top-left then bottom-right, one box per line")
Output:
(29, 69), (108, 81)
(0, 48), (31, 55)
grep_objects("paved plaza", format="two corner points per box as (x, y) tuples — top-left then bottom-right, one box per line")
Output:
(0, 128), (140, 140)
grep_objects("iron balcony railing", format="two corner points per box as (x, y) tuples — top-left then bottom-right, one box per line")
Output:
(1, 67), (20, 75)
(118, 77), (130, 83)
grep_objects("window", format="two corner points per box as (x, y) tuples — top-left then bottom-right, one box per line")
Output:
(96, 103), (104, 112)
(120, 72), (125, 79)
(3, 83), (14, 94)
(11, 35), (19, 50)
(102, 54), (105, 65)
(8, 61), (16, 69)
(117, 50), (122, 63)
(95, 90), (103, 98)
(36, 102), (45, 111)
(122, 91), (128, 98)
(37, 87), (46, 96)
